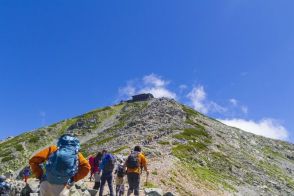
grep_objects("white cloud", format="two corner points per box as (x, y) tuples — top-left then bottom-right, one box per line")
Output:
(118, 83), (136, 98)
(143, 74), (168, 87)
(118, 74), (289, 141)
(219, 118), (289, 140)
(138, 87), (176, 99)
(241, 106), (248, 114)
(209, 101), (227, 114)
(187, 86), (226, 114)
(229, 98), (238, 106)
(118, 74), (177, 100)
(228, 98), (248, 115)
(179, 84), (188, 90)
(187, 86), (208, 114)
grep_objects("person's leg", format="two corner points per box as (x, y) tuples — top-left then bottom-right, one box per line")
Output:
(40, 181), (50, 196)
(119, 184), (125, 196)
(40, 181), (66, 196)
(90, 171), (93, 181)
(52, 184), (68, 196)
(93, 181), (101, 190)
(59, 186), (70, 196)
(107, 174), (114, 196)
(127, 173), (134, 196)
(99, 175), (107, 196)
(115, 176), (119, 196)
(133, 173), (140, 196)
(116, 184), (119, 196)
(93, 173), (101, 190)
(116, 177), (124, 196)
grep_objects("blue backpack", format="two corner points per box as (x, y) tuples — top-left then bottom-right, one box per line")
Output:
(45, 134), (80, 185)
(103, 154), (116, 172)
(0, 181), (10, 194)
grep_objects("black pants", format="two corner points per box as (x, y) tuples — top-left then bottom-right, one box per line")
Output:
(127, 173), (140, 196)
(93, 181), (100, 190)
(99, 174), (114, 196)
(116, 184), (124, 196)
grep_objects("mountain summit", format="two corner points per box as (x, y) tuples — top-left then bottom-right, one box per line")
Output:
(0, 97), (293, 195)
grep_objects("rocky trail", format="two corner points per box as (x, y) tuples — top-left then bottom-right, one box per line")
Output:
(1, 97), (294, 195)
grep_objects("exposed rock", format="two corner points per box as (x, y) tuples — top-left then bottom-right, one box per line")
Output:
(145, 188), (163, 196)
(87, 189), (98, 196)
(1, 97), (294, 196)
(163, 192), (176, 196)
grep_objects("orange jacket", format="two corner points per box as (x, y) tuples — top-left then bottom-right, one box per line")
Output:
(29, 145), (90, 182)
(125, 152), (148, 174)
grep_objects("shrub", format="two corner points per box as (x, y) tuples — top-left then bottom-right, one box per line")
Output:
(15, 144), (24, 151)
(28, 136), (39, 143)
(1, 155), (14, 162)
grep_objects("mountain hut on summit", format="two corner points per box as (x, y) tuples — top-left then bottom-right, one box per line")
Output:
(127, 93), (154, 103)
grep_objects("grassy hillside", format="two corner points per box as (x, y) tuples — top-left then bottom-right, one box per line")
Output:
(1, 98), (294, 195)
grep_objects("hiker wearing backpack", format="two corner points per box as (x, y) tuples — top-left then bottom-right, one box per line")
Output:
(23, 166), (31, 183)
(99, 150), (115, 196)
(114, 159), (126, 196)
(88, 155), (95, 181)
(92, 151), (103, 190)
(29, 134), (91, 196)
(0, 175), (11, 196)
(125, 146), (149, 196)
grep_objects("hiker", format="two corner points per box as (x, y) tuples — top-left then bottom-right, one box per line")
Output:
(99, 150), (115, 196)
(4, 170), (13, 179)
(93, 151), (103, 190)
(114, 159), (126, 196)
(88, 155), (95, 181)
(0, 175), (11, 196)
(125, 146), (149, 196)
(29, 134), (91, 196)
(23, 166), (31, 183)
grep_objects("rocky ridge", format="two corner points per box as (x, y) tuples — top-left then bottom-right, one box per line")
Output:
(0, 97), (294, 195)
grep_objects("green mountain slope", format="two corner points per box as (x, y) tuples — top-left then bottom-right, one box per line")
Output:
(1, 98), (293, 195)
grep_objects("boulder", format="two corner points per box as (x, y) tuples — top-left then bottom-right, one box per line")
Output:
(27, 179), (40, 193)
(88, 189), (98, 196)
(144, 188), (163, 196)
(163, 192), (176, 196)
(69, 186), (80, 196)
(83, 190), (92, 196)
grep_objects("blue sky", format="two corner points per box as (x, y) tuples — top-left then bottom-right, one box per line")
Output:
(0, 1), (293, 142)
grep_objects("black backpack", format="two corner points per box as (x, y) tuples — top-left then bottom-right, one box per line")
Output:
(117, 165), (126, 177)
(126, 152), (140, 169)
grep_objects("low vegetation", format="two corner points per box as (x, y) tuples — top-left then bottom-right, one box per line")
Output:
(111, 146), (128, 154)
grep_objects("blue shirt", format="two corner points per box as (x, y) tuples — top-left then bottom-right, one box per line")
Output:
(99, 153), (115, 176)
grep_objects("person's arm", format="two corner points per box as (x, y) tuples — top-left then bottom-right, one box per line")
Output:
(73, 153), (91, 182)
(140, 154), (149, 174)
(29, 145), (57, 179)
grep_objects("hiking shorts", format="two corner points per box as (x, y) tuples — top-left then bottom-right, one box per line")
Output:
(127, 173), (140, 196)
(40, 181), (69, 196)
(94, 172), (101, 182)
(115, 176), (124, 185)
